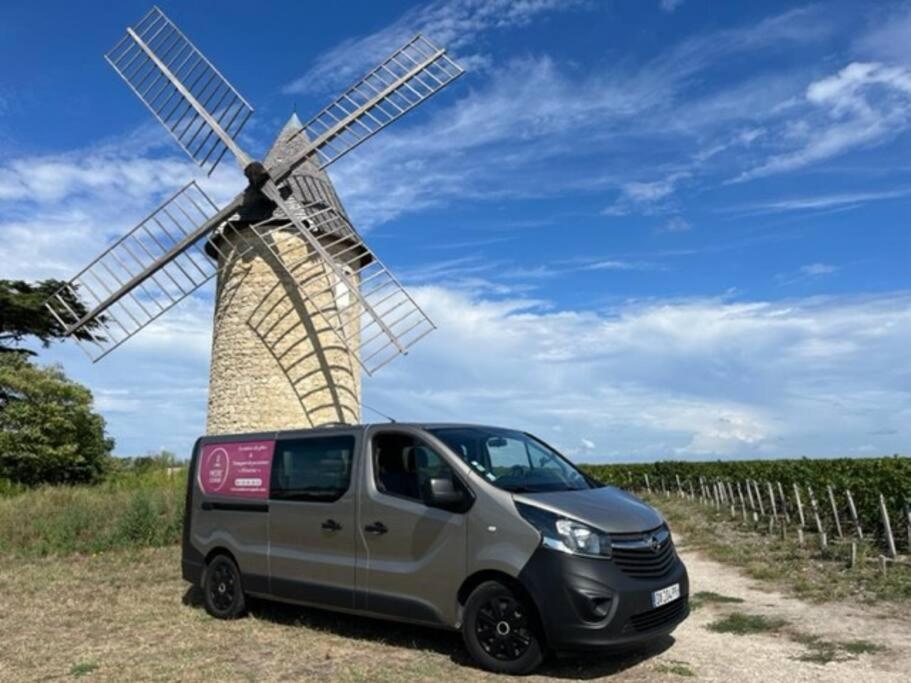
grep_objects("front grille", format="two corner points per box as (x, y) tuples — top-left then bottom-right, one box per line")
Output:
(610, 526), (676, 578)
(629, 596), (688, 632)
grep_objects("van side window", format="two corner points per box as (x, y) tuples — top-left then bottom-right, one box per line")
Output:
(270, 435), (355, 502)
(372, 432), (453, 503)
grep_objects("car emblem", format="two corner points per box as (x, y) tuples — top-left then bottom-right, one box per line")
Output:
(648, 535), (661, 552)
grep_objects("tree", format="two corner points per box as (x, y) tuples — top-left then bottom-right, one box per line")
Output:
(0, 279), (103, 355)
(0, 353), (114, 485)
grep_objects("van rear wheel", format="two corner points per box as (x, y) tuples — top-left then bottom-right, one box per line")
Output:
(203, 554), (246, 619)
(462, 580), (544, 675)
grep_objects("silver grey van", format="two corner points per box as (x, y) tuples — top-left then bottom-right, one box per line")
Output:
(182, 424), (689, 674)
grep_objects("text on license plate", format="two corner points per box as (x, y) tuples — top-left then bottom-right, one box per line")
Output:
(652, 583), (681, 608)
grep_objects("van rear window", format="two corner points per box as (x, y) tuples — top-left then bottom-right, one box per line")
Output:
(270, 436), (355, 502)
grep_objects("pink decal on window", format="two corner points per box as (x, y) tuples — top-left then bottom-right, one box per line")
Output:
(198, 440), (275, 499)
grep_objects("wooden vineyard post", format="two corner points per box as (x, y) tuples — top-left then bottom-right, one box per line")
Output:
(846, 489), (863, 541)
(688, 480), (695, 500)
(905, 500), (911, 552)
(767, 482), (779, 521)
(826, 485), (843, 539)
(699, 477), (707, 503)
(736, 481), (747, 522)
(808, 486), (826, 549)
(777, 481), (791, 524)
(793, 483), (806, 528)
(675, 474), (683, 497)
(727, 482), (736, 519)
(850, 542), (857, 569)
(745, 481), (757, 522)
(644, 474), (651, 494)
(753, 481), (766, 517)
(880, 494), (897, 559)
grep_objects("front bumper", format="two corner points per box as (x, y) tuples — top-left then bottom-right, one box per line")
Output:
(518, 546), (689, 652)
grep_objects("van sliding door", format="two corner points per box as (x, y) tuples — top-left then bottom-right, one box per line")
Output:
(268, 432), (359, 609)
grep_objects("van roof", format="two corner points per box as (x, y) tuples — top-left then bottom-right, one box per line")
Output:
(196, 422), (518, 444)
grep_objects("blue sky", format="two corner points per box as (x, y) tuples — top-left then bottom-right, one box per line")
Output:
(1, 0), (909, 461)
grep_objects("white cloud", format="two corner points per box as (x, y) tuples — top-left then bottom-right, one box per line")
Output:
(30, 278), (911, 460)
(660, 0), (685, 13)
(365, 287), (911, 459)
(729, 187), (911, 215)
(323, 5), (850, 227)
(736, 62), (911, 181)
(800, 263), (837, 277)
(662, 216), (692, 233)
(283, 0), (587, 95)
(0, 129), (242, 280)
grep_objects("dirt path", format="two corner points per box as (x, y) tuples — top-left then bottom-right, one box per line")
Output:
(0, 543), (908, 681)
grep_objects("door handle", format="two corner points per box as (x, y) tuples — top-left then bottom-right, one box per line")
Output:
(321, 519), (342, 531)
(364, 521), (388, 535)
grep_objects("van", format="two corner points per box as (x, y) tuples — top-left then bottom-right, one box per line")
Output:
(182, 423), (689, 674)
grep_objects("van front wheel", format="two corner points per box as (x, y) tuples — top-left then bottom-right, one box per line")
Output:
(462, 580), (544, 674)
(203, 554), (246, 619)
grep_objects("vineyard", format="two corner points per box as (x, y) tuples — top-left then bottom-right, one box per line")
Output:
(582, 456), (911, 559)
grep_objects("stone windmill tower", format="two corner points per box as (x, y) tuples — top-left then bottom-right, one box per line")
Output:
(206, 114), (363, 433)
(45, 6), (464, 434)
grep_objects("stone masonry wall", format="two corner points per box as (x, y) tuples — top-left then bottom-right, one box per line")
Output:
(206, 226), (361, 435)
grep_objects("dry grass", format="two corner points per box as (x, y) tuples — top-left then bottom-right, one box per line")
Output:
(0, 545), (668, 682)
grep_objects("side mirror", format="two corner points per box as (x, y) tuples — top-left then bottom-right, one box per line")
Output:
(422, 477), (466, 510)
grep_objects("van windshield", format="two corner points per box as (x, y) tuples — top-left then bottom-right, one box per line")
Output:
(426, 427), (595, 493)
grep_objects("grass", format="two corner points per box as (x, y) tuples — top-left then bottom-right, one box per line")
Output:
(707, 612), (789, 635)
(0, 469), (185, 557)
(69, 660), (99, 678)
(690, 590), (744, 609)
(655, 660), (696, 677)
(841, 639), (886, 655)
(704, 609), (887, 664)
(790, 632), (886, 664)
(646, 494), (911, 604)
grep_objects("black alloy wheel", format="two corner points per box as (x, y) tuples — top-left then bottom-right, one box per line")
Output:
(462, 581), (544, 674)
(203, 554), (246, 619)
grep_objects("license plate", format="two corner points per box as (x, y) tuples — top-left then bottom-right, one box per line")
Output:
(652, 583), (681, 608)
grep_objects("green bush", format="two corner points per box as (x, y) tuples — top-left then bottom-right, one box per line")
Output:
(0, 354), (114, 486)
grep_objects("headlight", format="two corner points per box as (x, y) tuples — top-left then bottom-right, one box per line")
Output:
(516, 502), (612, 559)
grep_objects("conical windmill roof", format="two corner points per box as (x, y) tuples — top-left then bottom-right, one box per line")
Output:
(265, 113), (350, 221)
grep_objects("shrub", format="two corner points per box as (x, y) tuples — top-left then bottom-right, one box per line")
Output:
(0, 354), (114, 485)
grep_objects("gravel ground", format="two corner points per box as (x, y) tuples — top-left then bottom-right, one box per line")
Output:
(0, 542), (908, 681)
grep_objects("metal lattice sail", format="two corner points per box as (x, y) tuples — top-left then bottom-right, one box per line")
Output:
(48, 5), (464, 375)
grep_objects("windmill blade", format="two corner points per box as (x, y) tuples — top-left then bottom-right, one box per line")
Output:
(250, 184), (435, 375)
(272, 35), (464, 181)
(45, 183), (247, 362)
(105, 6), (254, 175)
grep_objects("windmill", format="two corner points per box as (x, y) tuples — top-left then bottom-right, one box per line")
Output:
(45, 6), (464, 434)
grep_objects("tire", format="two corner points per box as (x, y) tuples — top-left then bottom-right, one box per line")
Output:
(202, 554), (246, 619)
(462, 580), (544, 675)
